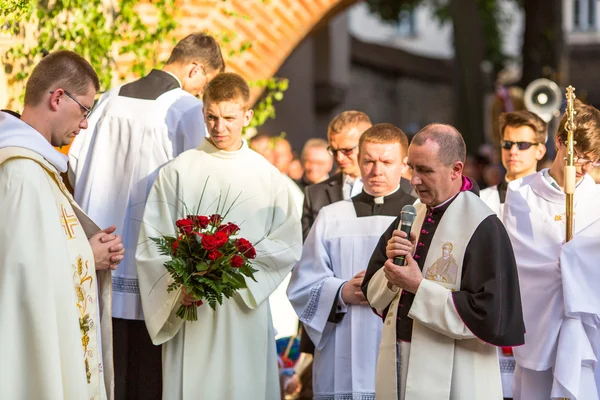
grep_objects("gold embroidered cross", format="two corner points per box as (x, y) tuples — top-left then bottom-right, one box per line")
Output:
(60, 205), (78, 239)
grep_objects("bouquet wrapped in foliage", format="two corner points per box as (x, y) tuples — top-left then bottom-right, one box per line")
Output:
(150, 213), (258, 321)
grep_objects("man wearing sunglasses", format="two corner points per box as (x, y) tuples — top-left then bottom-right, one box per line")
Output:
(0, 50), (125, 400)
(504, 99), (600, 400)
(68, 33), (225, 400)
(481, 110), (547, 219)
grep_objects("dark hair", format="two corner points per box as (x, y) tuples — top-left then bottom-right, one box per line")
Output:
(499, 110), (548, 144)
(359, 123), (409, 155)
(24, 50), (99, 106)
(411, 123), (466, 165)
(202, 72), (249, 106)
(328, 110), (372, 135)
(556, 99), (600, 160)
(166, 33), (225, 73)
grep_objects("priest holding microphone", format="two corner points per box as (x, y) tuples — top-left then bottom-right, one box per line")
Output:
(362, 123), (526, 400)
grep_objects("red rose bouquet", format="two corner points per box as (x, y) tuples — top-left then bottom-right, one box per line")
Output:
(150, 213), (258, 321)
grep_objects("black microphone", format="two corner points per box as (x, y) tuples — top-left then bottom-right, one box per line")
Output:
(394, 204), (417, 266)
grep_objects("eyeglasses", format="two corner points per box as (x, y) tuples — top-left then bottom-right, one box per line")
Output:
(50, 90), (92, 119)
(573, 150), (600, 167)
(500, 140), (540, 151)
(327, 144), (358, 157)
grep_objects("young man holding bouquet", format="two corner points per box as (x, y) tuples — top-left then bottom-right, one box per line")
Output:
(137, 72), (302, 399)
(68, 33), (225, 400)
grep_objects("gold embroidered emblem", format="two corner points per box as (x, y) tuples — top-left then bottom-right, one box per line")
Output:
(425, 242), (459, 284)
(73, 256), (94, 384)
(60, 205), (79, 239)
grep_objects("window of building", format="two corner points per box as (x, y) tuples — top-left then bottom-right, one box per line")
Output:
(397, 9), (417, 37)
(573, 0), (597, 31)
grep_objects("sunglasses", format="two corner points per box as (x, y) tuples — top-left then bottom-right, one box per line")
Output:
(500, 140), (540, 151)
(327, 144), (358, 157)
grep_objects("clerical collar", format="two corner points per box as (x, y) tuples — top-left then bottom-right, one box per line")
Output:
(163, 70), (182, 88)
(369, 185), (401, 204)
(352, 184), (415, 217)
(427, 176), (477, 213)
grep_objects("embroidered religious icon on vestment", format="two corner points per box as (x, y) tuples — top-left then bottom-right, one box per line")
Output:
(424, 242), (459, 284)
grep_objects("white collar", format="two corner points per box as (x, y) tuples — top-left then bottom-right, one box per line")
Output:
(372, 184), (401, 204)
(0, 112), (69, 172)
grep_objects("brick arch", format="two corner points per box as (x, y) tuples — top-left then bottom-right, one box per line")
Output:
(120, 0), (358, 103)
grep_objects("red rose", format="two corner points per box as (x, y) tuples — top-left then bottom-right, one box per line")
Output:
(187, 215), (210, 229)
(230, 255), (244, 268)
(213, 231), (229, 248)
(235, 238), (256, 259)
(217, 222), (240, 236)
(201, 234), (219, 251)
(198, 216), (210, 229)
(210, 214), (222, 226)
(172, 238), (180, 254)
(196, 299), (203, 307)
(207, 250), (223, 261)
(176, 218), (194, 234)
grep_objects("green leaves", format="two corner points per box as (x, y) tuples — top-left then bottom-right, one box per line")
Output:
(4, 0), (178, 97)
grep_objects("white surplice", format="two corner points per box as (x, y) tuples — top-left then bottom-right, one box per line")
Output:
(136, 138), (302, 400)
(0, 112), (114, 400)
(504, 171), (600, 400)
(480, 185), (503, 218)
(287, 199), (394, 400)
(69, 82), (206, 320)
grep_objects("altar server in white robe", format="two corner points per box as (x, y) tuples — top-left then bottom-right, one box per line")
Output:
(287, 123), (416, 400)
(68, 33), (224, 400)
(0, 51), (125, 400)
(504, 99), (600, 400)
(137, 72), (302, 400)
(479, 110), (547, 398)
(363, 124), (525, 400)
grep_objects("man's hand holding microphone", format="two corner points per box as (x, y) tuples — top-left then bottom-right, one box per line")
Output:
(383, 205), (423, 294)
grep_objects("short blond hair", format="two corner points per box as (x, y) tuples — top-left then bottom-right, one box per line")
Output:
(359, 123), (409, 155)
(328, 111), (372, 136)
(203, 72), (249, 107)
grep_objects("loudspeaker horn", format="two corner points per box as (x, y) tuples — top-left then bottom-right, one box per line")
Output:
(524, 78), (562, 123)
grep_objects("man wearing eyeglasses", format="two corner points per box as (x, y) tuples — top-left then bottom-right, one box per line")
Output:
(480, 110), (547, 220)
(503, 99), (600, 400)
(0, 50), (125, 400)
(68, 33), (225, 400)
(301, 111), (372, 241)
